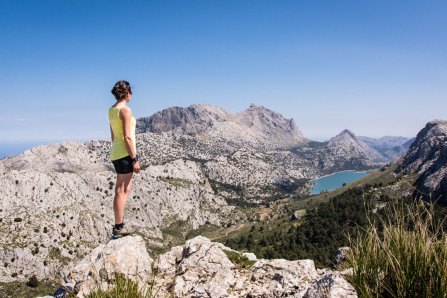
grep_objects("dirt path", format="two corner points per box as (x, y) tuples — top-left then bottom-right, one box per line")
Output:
(209, 223), (246, 240)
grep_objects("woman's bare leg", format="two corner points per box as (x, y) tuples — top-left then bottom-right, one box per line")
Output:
(114, 172), (133, 225)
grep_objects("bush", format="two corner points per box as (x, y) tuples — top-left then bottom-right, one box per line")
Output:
(27, 275), (39, 287)
(83, 271), (162, 298)
(348, 201), (447, 297)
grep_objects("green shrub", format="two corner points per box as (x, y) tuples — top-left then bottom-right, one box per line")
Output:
(223, 250), (256, 269)
(27, 275), (39, 288)
(348, 201), (447, 297)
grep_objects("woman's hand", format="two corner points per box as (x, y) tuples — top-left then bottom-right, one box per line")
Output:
(133, 161), (140, 173)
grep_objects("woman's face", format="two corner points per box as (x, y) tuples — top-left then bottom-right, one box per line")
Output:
(126, 92), (132, 102)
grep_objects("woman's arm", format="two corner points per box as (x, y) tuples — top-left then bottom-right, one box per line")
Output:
(120, 106), (140, 173)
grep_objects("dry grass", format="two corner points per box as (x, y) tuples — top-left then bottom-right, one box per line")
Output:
(348, 200), (447, 297)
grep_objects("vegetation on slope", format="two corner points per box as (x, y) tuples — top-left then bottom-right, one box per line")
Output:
(220, 165), (447, 270)
(349, 201), (447, 297)
(222, 187), (381, 267)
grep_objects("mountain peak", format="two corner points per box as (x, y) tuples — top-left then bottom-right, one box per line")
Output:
(328, 129), (387, 163)
(339, 129), (357, 139)
(330, 129), (358, 143)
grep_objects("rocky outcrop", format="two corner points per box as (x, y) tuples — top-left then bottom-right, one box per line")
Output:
(52, 236), (153, 297)
(46, 235), (357, 297)
(136, 104), (306, 149)
(395, 120), (447, 202)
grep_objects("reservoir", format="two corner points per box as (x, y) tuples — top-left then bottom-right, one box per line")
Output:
(310, 171), (369, 195)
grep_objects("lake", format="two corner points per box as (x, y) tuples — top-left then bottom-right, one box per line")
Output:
(310, 171), (369, 195)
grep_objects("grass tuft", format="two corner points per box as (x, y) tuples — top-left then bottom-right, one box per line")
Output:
(82, 271), (169, 298)
(224, 249), (256, 269)
(348, 200), (447, 297)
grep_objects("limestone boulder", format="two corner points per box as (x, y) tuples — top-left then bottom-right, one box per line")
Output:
(57, 235), (153, 297)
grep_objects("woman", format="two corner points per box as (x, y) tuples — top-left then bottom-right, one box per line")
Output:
(109, 80), (140, 237)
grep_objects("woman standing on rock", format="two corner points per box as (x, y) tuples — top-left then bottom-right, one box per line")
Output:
(109, 80), (140, 237)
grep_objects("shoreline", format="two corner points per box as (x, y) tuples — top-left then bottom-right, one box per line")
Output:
(310, 170), (371, 182)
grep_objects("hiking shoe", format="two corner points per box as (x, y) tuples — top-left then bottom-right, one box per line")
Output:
(112, 223), (139, 237)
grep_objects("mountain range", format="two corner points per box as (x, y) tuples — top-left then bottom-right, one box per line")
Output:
(136, 103), (305, 149)
(1, 103), (444, 288)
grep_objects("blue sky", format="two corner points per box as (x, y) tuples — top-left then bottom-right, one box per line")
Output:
(1, 0), (446, 156)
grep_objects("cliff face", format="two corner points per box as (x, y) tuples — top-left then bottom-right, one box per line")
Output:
(395, 120), (447, 202)
(44, 235), (357, 298)
(136, 104), (306, 149)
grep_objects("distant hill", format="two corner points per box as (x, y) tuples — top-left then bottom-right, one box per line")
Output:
(358, 136), (413, 161)
(292, 129), (387, 174)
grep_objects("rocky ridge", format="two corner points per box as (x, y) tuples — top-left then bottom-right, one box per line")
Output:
(42, 235), (356, 297)
(394, 120), (447, 202)
(136, 104), (305, 149)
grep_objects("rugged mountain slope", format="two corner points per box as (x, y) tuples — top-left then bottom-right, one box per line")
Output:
(136, 104), (305, 149)
(394, 120), (447, 202)
(328, 130), (386, 163)
(0, 133), (318, 282)
(358, 136), (413, 161)
(0, 104), (396, 283)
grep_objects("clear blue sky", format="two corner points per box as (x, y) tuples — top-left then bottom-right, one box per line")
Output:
(1, 0), (446, 156)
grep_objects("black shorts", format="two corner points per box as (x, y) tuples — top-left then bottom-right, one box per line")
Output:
(112, 155), (133, 174)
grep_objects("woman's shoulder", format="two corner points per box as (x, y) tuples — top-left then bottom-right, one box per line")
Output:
(119, 105), (132, 118)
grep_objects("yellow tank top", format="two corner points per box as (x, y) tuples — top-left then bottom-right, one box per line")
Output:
(108, 105), (136, 161)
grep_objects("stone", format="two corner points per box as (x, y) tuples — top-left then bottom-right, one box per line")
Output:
(305, 269), (357, 297)
(333, 247), (350, 266)
(243, 252), (257, 261)
(44, 235), (358, 297)
(60, 235), (153, 296)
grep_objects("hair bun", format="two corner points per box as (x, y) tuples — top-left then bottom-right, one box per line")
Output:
(111, 80), (132, 100)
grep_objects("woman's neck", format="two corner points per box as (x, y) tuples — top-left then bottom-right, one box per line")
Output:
(115, 99), (127, 107)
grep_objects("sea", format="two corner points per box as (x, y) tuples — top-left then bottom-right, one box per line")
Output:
(0, 142), (61, 159)
(310, 171), (369, 195)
